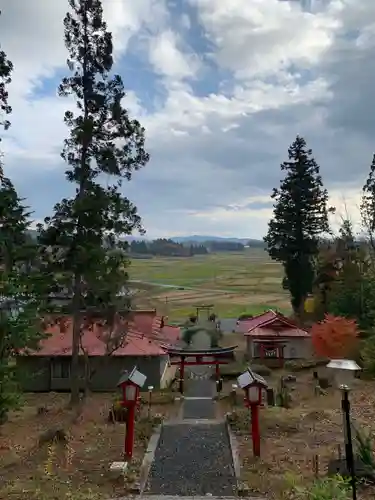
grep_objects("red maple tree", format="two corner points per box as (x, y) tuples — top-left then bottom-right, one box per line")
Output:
(311, 314), (359, 359)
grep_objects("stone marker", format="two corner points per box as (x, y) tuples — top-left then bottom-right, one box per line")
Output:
(266, 388), (275, 406)
(109, 461), (128, 478)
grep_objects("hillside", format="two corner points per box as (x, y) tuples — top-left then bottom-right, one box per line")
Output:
(27, 229), (265, 248)
(170, 235), (264, 247)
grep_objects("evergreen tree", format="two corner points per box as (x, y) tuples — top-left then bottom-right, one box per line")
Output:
(0, 20), (12, 136)
(361, 154), (375, 250)
(0, 182), (46, 423)
(38, 0), (149, 404)
(264, 135), (329, 314)
(0, 16), (46, 423)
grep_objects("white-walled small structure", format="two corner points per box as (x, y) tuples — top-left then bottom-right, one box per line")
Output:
(326, 359), (361, 388)
(237, 310), (312, 366)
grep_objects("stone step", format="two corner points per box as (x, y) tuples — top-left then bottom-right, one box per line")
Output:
(123, 496), (266, 500)
(137, 496), (262, 500)
(163, 418), (225, 426)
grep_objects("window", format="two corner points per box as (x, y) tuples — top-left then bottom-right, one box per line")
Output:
(264, 348), (277, 358)
(290, 347), (297, 358)
(51, 359), (71, 379)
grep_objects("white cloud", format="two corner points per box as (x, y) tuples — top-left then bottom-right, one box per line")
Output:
(148, 30), (200, 80)
(190, 0), (339, 79)
(2, 0), (375, 238)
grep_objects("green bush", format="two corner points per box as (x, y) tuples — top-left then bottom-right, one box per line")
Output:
(360, 335), (375, 378)
(250, 364), (272, 376)
(276, 377), (292, 408)
(220, 361), (248, 379)
(355, 426), (375, 469)
(285, 473), (351, 500)
(284, 359), (328, 372)
(220, 362), (271, 379)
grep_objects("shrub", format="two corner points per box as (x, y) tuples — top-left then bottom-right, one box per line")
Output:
(226, 409), (249, 432)
(360, 335), (375, 378)
(220, 361), (248, 379)
(355, 426), (375, 470)
(220, 362), (271, 379)
(285, 473), (351, 500)
(250, 364), (272, 376)
(311, 314), (359, 359)
(284, 359), (328, 372)
(276, 377), (292, 409)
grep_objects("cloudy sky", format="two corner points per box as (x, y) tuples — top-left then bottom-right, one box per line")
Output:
(1, 0), (374, 239)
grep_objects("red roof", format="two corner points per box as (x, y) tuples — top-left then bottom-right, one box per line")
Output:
(238, 310), (309, 338)
(28, 311), (180, 357)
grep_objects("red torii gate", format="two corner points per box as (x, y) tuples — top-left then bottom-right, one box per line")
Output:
(167, 345), (237, 394)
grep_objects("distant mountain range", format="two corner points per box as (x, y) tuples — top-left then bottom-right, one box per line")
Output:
(27, 229), (264, 247)
(170, 235), (262, 245)
(126, 235), (264, 246)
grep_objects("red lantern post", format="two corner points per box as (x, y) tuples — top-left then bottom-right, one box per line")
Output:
(237, 368), (268, 458)
(117, 366), (147, 461)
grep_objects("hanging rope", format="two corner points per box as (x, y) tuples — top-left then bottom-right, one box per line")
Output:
(188, 365), (213, 379)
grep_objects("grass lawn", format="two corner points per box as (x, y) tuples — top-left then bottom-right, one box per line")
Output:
(0, 392), (178, 499)
(130, 250), (290, 321)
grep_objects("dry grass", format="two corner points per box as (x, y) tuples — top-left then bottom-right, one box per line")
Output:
(0, 392), (178, 499)
(224, 370), (375, 499)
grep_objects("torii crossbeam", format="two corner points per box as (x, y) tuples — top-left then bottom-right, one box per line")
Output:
(167, 345), (237, 394)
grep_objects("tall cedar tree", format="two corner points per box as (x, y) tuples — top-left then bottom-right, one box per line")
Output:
(264, 136), (329, 314)
(361, 154), (375, 250)
(0, 13), (47, 422)
(38, 0), (149, 404)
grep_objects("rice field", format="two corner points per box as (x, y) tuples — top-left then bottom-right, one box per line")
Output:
(129, 250), (290, 321)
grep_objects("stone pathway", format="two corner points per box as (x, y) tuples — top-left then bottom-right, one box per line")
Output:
(147, 366), (237, 496)
(147, 423), (236, 496)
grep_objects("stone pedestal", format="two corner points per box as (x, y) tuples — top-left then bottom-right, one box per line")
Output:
(109, 461), (128, 478)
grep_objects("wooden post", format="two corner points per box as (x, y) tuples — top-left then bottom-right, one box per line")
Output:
(124, 404), (135, 460)
(313, 454), (319, 477)
(250, 404), (261, 457)
(278, 345), (284, 368)
(215, 362), (220, 380)
(266, 388), (275, 406)
(179, 356), (185, 394)
(260, 343), (264, 364)
(342, 389), (357, 500)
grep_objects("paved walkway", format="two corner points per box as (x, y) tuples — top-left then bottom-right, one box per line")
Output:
(147, 366), (237, 496)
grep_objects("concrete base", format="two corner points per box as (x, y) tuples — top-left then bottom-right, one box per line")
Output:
(138, 424), (162, 494)
(225, 419), (245, 496)
(109, 461), (128, 478)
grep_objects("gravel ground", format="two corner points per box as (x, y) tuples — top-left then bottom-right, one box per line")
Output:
(185, 365), (214, 398)
(183, 398), (215, 419)
(185, 378), (214, 398)
(147, 424), (236, 496)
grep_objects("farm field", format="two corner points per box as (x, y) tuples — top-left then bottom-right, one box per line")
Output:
(129, 250), (290, 322)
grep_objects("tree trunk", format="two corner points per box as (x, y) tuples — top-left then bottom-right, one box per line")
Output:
(70, 274), (82, 406)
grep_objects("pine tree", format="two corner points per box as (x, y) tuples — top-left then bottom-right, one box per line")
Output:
(0, 187), (46, 423)
(38, 0), (149, 404)
(264, 135), (329, 314)
(0, 15), (46, 423)
(0, 19), (12, 135)
(361, 154), (375, 250)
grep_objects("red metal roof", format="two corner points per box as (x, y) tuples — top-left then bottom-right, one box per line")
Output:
(238, 310), (309, 338)
(28, 312), (180, 357)
(237, 310), (277, 333)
